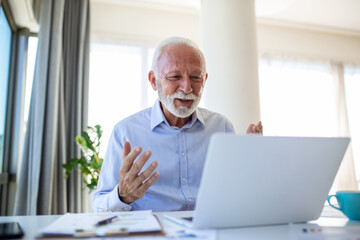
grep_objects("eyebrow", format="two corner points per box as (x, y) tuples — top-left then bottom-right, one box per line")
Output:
(190, 69), (203, 75)
(166, 69), (203, 75)
(166, 70), (182, 75)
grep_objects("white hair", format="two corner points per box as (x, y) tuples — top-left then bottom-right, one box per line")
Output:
(151, 36), (206, 78)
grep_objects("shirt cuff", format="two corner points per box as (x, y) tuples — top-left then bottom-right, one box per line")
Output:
(107, 185), (132, 211)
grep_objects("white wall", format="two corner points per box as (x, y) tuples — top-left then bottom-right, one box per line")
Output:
(90, 1), (360, 63)
(90, 1), (200, 47)
(257, 21), (360, 63)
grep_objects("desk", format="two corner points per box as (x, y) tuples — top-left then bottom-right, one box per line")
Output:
(1, 206), (359, 239)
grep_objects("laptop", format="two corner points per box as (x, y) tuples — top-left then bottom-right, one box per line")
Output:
(165, 134), (350, 229)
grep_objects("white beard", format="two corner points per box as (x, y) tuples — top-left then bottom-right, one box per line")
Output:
(157, 81), (202, 118)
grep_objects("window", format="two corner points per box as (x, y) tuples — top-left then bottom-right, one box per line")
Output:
(258, 57), (360, 191)
(344, 66), (360, 188)
(23, 36), (38, 131)
(259, 58), (337, 137)
(88, 43), (155, 154)
(0, 6), (12, 173)
(0, 2), (38, 213)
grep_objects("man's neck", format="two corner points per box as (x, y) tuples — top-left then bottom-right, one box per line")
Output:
(160, 103), (192, 128)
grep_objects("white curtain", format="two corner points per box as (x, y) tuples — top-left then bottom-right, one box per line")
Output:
(331, 63), (357, 191)
(258, 56), (358, 192)
(344, 66), (360, 189)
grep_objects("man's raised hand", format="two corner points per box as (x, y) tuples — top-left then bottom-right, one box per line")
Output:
(118, 141), (159, 204)
(246, 121), (263, 135)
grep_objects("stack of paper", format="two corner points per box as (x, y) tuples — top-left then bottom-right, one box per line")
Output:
(37, 210), (163, 238)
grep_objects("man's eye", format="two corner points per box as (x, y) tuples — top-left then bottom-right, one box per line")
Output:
(167, 76), (181, 81)
(191, 76), (203, 82)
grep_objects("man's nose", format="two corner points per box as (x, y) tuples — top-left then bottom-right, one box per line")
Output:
(179, 76), (193, 94)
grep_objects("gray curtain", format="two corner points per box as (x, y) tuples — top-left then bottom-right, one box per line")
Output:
(14, 0), (90, 215)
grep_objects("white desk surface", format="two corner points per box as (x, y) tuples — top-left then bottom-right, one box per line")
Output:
(0, 205), (359, 239)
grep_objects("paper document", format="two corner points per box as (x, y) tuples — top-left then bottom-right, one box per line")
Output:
(38, 210), (163, 238)
(162, 219), (217, 240)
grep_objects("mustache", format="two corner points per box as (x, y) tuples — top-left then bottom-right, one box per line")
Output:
(171, 92), (197, 100)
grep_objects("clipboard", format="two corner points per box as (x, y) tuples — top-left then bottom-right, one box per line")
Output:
(36, 210), (165, 238)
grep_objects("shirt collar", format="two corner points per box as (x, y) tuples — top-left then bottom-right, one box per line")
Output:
(193, 107), (205, 126)
(150, 99), (205, 130)
(150, 99), (167, 130)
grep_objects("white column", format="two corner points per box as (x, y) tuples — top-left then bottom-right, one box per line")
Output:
(201, 0), (260, 133)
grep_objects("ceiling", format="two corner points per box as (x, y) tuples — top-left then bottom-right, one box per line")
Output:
(102, 0), (360, 34)
(255, 0), (360, 33)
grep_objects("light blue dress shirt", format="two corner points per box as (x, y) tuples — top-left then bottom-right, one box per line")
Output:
(92, 99), (235, 212)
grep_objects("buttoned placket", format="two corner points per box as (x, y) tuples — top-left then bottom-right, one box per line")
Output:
(178, 129), (195, 209)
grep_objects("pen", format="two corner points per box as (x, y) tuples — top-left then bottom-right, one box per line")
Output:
(95, 215), (118, 226)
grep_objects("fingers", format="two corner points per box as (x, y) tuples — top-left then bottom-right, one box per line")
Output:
(134, 160), (158, 186)
(123, 141), (131, 157)
(118, 142), (159, 203)
(246, 124), (255, 134)
(138, 171), (160, 193)
(246, 121), (263, 134)
(121, 141), (132, 172)
(121, 143), (142, 173)
(257, 121), (263, 134)
(128, 150), (152, 182)
(121, 171), (160, 204)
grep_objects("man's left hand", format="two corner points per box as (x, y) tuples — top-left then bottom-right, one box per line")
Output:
(246, 121), (263, 134)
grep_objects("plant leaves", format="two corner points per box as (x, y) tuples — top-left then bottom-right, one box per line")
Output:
(82, 131), (95, 151)
(62, 125), (103, 192)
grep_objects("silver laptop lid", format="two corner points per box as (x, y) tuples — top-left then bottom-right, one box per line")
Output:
(193, 134), (350, 228)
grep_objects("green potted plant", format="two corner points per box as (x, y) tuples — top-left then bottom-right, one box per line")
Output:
(63, 125), (103, 193)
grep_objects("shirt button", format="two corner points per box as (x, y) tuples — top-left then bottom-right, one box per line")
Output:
(181, 152), (185, 156)
(188, 198), (192, 202)
(182, 178), (186, 182)
(124, 206), (131, 210)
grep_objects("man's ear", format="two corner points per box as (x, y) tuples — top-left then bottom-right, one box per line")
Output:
(148, 71), (157, 91)
(202, 73), (208, 86)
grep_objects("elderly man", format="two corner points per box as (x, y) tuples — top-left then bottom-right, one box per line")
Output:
(92, 36), (262, 212)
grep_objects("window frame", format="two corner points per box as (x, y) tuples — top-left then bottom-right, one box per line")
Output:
(0, 0), (37, 216)
(0, 0), (17, 216)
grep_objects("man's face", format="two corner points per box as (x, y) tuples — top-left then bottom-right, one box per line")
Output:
(155, 44), (207, 118)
